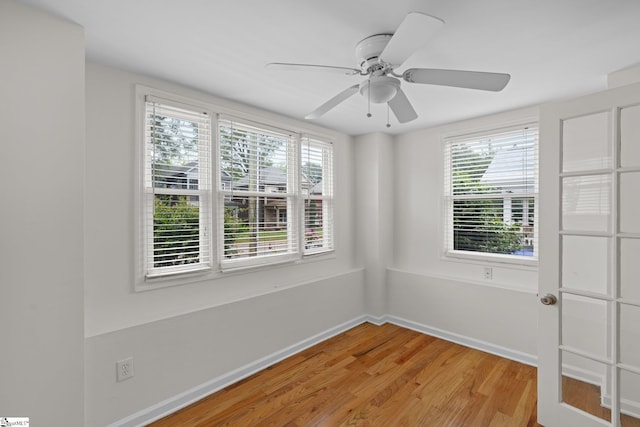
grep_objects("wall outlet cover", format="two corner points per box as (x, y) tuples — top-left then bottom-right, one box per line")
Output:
(116, 357), (134, 382)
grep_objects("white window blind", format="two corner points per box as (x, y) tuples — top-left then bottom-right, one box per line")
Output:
(218, 116), (298, 268)
(302, 137), (334, 254)
(144, 99), (212, 277)
(444, 125), (539, 261)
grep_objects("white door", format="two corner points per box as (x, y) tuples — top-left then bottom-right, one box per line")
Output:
(539, 82), (640, 426)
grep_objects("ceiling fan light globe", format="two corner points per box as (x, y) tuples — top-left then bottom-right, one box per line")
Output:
(359, 76), (400, 104)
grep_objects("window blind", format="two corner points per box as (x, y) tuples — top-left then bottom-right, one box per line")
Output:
(144, 99), (212, 277)
(302, 137), (334, 254)
(444, 125), (539, 259)
(218, 116), (298, 268)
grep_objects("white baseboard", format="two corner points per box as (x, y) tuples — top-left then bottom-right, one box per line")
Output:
(601, 396), (640, 419)
(108, 315), (370, 427)
(362, 314), (388, 326)
(602, 391), (640, 419)
(109, 313), (538, 426)
(384, 315), (538, 367)
(561, 365), (604, 389)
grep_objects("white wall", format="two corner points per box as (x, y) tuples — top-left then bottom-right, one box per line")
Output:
(85, 270), (364, 426)
(0, 1), (85, 425)
(84, 63), (364, 426)
(388, 107), (541, 360)
(354, 133), (395, 317)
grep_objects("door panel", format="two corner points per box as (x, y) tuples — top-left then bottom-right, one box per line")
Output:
(539, 82), (640, 427)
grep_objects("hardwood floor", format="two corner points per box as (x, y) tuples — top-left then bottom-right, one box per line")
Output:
(149, 323), (541, 426)
(562, 376), (640, 427)
(146, 322), (640, 426)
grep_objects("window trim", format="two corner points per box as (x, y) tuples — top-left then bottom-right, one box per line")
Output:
(135, 88), (220, 291)
(134, 86), (336, 290)
(442, 122), (540, 267)
(217, 115), (301, 270)
(144, 98), (214, 278)
(301, 135), (335, 256)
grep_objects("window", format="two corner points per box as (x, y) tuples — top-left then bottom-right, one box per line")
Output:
(444, 125), (539, 262)
(302, 137), (334, 254)
(138, 90), (335, 284)
(143, 98), (212, 278)
(218, 117), (298, 269)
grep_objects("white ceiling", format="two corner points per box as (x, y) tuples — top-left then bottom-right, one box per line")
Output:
(20, 0), (640, 136)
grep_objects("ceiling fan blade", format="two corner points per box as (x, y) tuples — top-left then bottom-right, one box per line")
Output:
(266, 62), (361, 75)
(305, 84), (360, 119)
(379, 12), (445, 67)
(388, 88), (418, 123)
(403, 68), (511, 91)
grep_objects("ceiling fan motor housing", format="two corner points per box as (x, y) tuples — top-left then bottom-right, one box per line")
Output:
(355, 34), (392, 71)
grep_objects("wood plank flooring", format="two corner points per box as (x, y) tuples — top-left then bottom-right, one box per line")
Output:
(149, 323), (541, 426)
(562, 376), (640, 427)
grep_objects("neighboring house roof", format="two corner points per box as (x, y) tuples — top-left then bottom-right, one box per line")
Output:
(310, 180), (323, 195)
(232, 166), (316, 191)
(480, 146), (536, 193)
(154, 161), (198, 189)
(232, 166), (287, 189)
(163, 161), (233, 184)
(157, 161), (197, 177)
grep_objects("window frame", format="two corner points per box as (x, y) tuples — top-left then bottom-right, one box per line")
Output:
(134, 86), (336, 290)
(443, 123), (539, 267)
(301, 136), (334, 256)
(217, 115), (301, 270)
(135, 90), (218, 290)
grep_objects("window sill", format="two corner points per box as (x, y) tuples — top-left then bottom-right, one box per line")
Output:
(442, 250), (538, 271)
(135, 250), (337, 292)
(136, 266), (217, 292)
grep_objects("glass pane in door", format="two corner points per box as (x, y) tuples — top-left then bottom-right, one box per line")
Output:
(619, 369), (640, 426)
(561, 350), (611, 422)
(620, 238), (640, 301)
(620, 172), (640, 234)
(562, 174), (611, 232)
(620, 104), (640, 168)
(562, 111), (612, 172)
(620, 303), (640, 370)
(562, 235), (610, 294)
(561, 294), (609, 358)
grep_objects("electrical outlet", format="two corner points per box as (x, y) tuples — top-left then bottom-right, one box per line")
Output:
(483, 267), (493, 280)
(116, 357), (134, 382)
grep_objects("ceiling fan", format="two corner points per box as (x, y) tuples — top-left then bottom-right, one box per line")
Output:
(266, 12), (510, 126)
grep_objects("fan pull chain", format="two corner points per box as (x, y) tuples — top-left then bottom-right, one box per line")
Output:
(386, 104), (391, 128)
(366, 79), (372, 118)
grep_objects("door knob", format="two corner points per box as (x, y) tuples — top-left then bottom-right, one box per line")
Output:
(540, 294), (557, 305)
